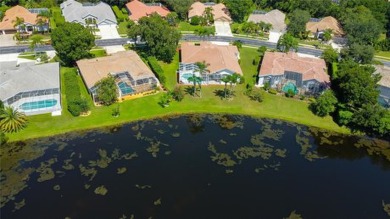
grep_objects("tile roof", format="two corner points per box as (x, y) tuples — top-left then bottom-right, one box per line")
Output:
(0, 62), (60, 101)
(0, 5), (38, 31)
(375, 65), (390, 88)
(76, 51), (156, 89)
(181, 42), (242, 75)
(125, 0), (170, 22)
(188, 2), (231, 22)
(60, 0), (117, 25)
(259, 51), (329, 83)
(306, 16), (344, 36)
(247, 9), (286, 32)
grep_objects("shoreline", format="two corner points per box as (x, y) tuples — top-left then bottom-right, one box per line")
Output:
(7, 110), (351, 143)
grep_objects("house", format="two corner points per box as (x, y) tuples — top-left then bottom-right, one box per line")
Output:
(0, 5), (48, 35)
(179, 42), (242, 85)
(247, 9), (287, 43)
(0, 62), (62, 116)
(375, 65), (390, 108)
(125, 0), (170, 22)
(60, 0), (119, 39)
(188, 2), (232, 36)
(257, 51), (329, 95)
(306, 16), (344, 39)
(76, 51), (160, 103)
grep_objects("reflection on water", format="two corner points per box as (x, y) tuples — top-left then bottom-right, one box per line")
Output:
(0, 114), (389, 218)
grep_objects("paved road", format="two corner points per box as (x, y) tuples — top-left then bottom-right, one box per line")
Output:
(1, 35), (389, 67)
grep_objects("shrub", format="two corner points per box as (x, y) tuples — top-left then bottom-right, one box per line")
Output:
(172, 85), (185, 102)
(285, 89), (295, 98)
(263, 82), (270, 91)
(147, 56), (166, 86)
(112, 6), (127, 22)
(246, 88), (264, 102)
(190, 16), (201, 25)
(158, 93), (172, 107)
(268, 88), (277, 95)
(64, 69), (89, 116)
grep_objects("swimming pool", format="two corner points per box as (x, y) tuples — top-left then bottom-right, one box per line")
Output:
(118, 82), (134, 95)
(19, 99), (57, 111)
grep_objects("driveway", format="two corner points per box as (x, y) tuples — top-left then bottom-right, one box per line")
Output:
(268, 31), (283, 43)
(98, 25), (120, 39)
(0, 34), (16, 47)
(214, 21), (233, 37)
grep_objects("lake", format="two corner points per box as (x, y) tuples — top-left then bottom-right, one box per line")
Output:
(1, 114), (390, 219)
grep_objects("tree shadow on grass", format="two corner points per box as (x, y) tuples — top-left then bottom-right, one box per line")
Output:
(214, 89), (236, 100)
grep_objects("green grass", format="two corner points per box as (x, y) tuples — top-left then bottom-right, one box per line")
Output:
(158, 52), (180, 90)
(90, 49), (107, 57)
(178, 22), (201, 32)
(7, 47), (348, 142)
(375, 51), (390, 60)
(239, 47), (260, 85)
(117, 21), (128, 35)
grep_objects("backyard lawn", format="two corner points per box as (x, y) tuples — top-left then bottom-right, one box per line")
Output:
(158, 52), (179, 90)
(117, 21), (128, 35)
(375, 51), (390, 60)
(7, 47), (348, 142)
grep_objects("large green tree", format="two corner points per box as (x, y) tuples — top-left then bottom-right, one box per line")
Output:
(349, 104), (390, 137)
(51, 22), (95, 66)
(0, 106), (28, 133)
(321, 47), (339, 64)
(335, 62), (380, 109)
(164, 0), (194, 20)
(95, 75), (118, 106)
(276, 33), (299, 53)
(129, 14), (180, 62)
(310, 90), (338, 117)
(287, 9), (310, 38)
(341, 6), (382, 45)
(341, 43), (375, 64)
(225, 0), (253, 23)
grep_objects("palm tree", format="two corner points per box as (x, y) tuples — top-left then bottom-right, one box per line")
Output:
(203, 7), (214, 25)
(277, 33), (299, 53)
(187, 74), (202, 97)
(13, 17), (25, 33)
(0, 106), (28, 133)
(29, 34), (43, 51)
(221, 75), (231, 99)
(195, 61), (209, 97)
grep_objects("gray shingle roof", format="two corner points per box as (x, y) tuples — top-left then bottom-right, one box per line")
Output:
(248, 9), (286, 32)
(60, 0), (117, 25)
(0, 62), (60, 101)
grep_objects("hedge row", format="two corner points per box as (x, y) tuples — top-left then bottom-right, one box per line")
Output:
(112, 6), (128, 22)
(147, 56), (166, 86)
(64, 69), (88, 116)
(51, 7), (65, 26)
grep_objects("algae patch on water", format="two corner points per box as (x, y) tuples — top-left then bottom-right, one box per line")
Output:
(13, 199), (25, 211)
(53, 185), (61, 191)
(383, 200), (390, 217)
(284, 210), (303, 219)
(117, 167), (127, 174)
(94, 185), (108, 195)
(135, 184), (152, 190)
(208, 142), (237, 167)
(153, 198), (162, 206)
(36, 158), (57, 182)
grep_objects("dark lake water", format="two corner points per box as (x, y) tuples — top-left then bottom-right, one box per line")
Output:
(1, 114), (390, 219)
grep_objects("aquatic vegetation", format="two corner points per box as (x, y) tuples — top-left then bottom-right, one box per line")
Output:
(78, 164), (97, 181)
(233, 146), (273, 160)
(219, 139), (227, 144)
(212, 115), (244, 130)
(13, 199), (25, 211)
(94, 185), (108, 196)
(153, 198), (162, 206)
(0, 168), (33, 208)
(146, 142), (160, 158)
(53, 185), (61, 191)
(36, 158), (57, 182)
(55, 142), (68, 151)
(383, 200), (390, 217)
(171, 132), (180, 138)
(254, 167), (265, 173)
(208, 142), (237, 167)
(261, 128), (284, 141)
(157, 129), (165, 134)
(304, 151), (325, 162)
(62, 159), (74, 170)
(84, 184), (91, 190)
(250, 134), (264, 146)
(135, 184), (152, 190)
(225, 169), (234, 174)
(275, 149), (287, 158)
(121, 152), (138, 160)
(117, 167), (127, 174)
(285, 210), (302, 219)
(165, 151), (172, 155)
(229, 133), (237, 136)
(89, 149), (112, 168)
(355, 138), (390, 161)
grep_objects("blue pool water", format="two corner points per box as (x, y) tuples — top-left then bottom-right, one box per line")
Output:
(19, 99), (57, 110)
(181, 73), (193, 80)
(118, 82), (134, 95)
